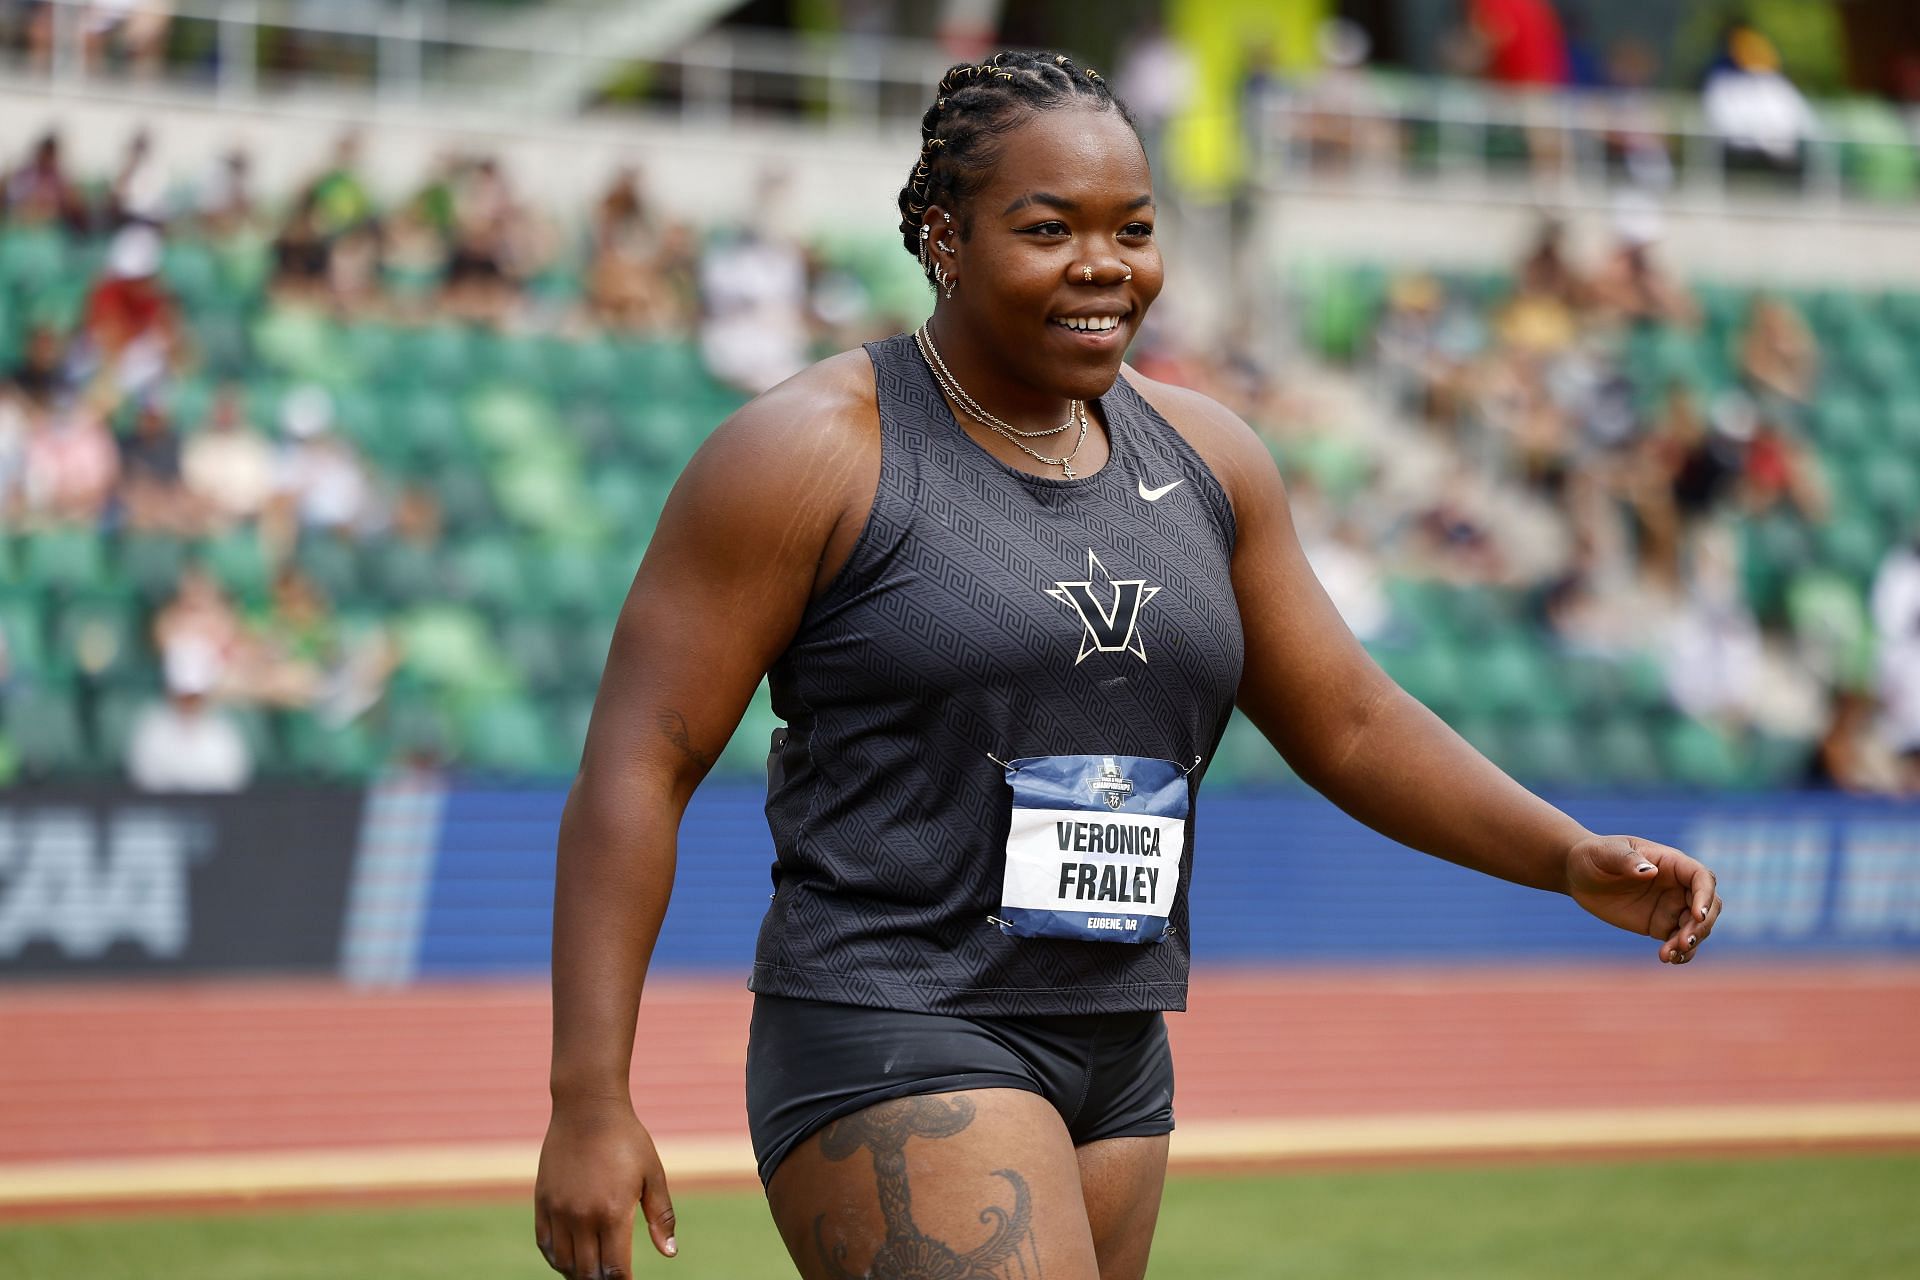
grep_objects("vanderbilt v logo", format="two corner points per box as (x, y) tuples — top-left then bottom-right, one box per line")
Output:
(1047, 549), (1162, 664)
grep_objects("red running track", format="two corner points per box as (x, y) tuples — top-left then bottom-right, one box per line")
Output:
(1, 963), (1916, 1165)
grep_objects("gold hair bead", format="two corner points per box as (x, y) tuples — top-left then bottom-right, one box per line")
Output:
(1054, 55), (1068, 65)
(931, 138), (946, 148)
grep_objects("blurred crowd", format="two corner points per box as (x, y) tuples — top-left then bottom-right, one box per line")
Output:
(1314, 209), (1918, 795)
(0, 124), (879, 790)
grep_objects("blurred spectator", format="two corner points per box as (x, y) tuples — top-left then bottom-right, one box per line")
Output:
(1289, 18), (1401, 174)
(270, 195), (334, 305)
(1587, 201), (1699, 329)
(1804, 688), (1900, 793)
(108, 128), (168, 228)
(587, 166), (678, 331)
(194, 147), (256, 237)
(308, 131), (375, 237)
(7, 326), (71, 409)
(1463, 0), (1569, 87)
(1516, 218), (1587, 311)
(439, 157), (523, 325)
(1871, 532), (1920, 792)
(1301, 515), (1390, 642)
(82, 224), (182, 394)
(153, 564), (245, 695)
(1703, 23), (1815, 174)
(126, 637), (253, 793)
(117, 394), (197, 533)
(82, 1), (174, 78)
(21, 392), (118, 524)
(182, 385), (277, 527)
(242, 566), (330, 708)
(266, 386), (373, 550)
(1115, 19), (1191, 177)
(1409, 466), (1506, 584)
(698, 182), (810, 393)
(1739, 414), (1828, 522)
(4, 132), (88, 231)
(1664, 528), (1764, 728)
(1739, 294), (1820, 407)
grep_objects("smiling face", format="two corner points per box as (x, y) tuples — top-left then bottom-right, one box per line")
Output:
(930, 105), (1162, 407)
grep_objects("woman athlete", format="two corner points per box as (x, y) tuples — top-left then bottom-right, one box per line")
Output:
(535, 50), (1723, 1280)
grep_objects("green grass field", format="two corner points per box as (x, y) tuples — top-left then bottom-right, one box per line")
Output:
(3, 1152), (1917, 1279)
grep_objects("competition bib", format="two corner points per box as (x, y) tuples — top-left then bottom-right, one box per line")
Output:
(994, 754), (1189, 944)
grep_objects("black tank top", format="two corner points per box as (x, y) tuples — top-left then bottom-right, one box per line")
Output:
(749, 333), (1244, 1015)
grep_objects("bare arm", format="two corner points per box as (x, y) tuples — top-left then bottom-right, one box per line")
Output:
(537, 351), (878, 1276)
(1130, 375), (1719, 946)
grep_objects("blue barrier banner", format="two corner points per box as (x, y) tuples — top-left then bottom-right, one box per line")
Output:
(408, 786), (1920, 979)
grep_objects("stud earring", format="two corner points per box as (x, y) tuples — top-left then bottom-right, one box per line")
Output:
(919, 224), (931, 275)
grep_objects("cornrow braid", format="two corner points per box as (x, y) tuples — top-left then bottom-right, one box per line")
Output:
(896, 49), (1140, 289)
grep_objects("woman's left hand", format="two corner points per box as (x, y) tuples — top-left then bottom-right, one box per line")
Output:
(1565, 835), (1723, 964)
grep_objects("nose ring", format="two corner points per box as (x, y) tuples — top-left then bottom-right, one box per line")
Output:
(1083, 265), (1094, 283)
(1123, 267), (1133, 282)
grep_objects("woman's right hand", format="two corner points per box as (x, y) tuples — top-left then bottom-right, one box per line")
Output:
(534, 1097), (676, 1278)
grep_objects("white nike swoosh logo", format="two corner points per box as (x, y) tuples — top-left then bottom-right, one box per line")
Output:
(1138, 478), (1185, 502)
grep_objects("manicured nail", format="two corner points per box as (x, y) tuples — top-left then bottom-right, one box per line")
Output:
(1637, 862), (1655, 873)
(1687, 935), (1697, 946)
(1698, 906), (1708, 919)
(665, 1236), (677, 1257)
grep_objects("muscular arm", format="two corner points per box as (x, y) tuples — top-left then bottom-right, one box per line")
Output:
(549, 352), (878, 1103)
(1130, 376), (1586, 893)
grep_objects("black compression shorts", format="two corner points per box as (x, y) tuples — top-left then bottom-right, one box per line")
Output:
(744, 993), (1176, 1186)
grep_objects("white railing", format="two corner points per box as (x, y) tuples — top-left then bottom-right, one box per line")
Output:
(4, 0), (954, 128)
(1249, 74), (1920, 215)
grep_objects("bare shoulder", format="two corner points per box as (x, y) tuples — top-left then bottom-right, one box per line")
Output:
(693, 346), (879, 478)
(1118, 365), (1281, 516)
(658, 345), (882, 598)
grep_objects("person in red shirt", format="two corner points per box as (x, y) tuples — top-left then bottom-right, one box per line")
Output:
(82, 225), (181, 394)
(1470, 0), (1570, 88)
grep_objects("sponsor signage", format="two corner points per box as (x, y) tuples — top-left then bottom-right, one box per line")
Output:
(0, 787), (366, 975)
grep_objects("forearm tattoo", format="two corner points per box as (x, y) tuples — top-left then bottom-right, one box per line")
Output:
(654, 709), (715, 772)
(813, 1095), (1041, 1279)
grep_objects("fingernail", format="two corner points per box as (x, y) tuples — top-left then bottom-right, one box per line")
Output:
(1688, 935), (1697, 946)
(1637, 862), (1655, 873)
(665, 1236), (677, 1257)
(1698, 906), (1707, 919)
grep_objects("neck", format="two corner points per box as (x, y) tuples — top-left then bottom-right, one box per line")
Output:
(923, 311), (1079, 433)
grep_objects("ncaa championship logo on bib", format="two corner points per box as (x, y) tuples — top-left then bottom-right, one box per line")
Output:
(996, 754), (1189, 944)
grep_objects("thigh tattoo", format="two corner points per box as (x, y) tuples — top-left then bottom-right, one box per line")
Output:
(812, 1095), (1042, 1279)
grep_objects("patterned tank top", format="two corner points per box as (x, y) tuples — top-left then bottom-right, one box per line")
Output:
(749, 332), (1244, 1015)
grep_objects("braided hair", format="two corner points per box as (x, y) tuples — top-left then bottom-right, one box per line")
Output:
(897, 50), (1140, 289)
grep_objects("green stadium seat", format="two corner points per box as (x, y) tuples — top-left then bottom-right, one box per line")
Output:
(499, 617), (571, 694)
(363, 540), (443, 606)
(90, 688), (150, 767)
(118, 535), (189, 606)
(534, 544), (620, 618)
(53, 592), (144, 682)
(1507, 719), (1584, 787)
(390, 388), (469, 468)
(295, 535), (362, 603)
(283, 712), (381, 778)
(1816, 511), (1885, 585)
(556, 693), (596, 770)
(22, 528), (108, 595)
(0, 226), (68, 296)
(1373, 641), (1465, 719)
(458, 695), (560, 774)
(0, 592), (54, 680)
(1590, 714), (1663, 787)
(4, 685), (89, 774)
(1461, 637), (1558, 718)
(448, 537), (529, 613)
(716, 680), (785, 780)
(198, 531), (274, 602)
(394, 605), (514, 695)
(1660, 718), (1746, 790)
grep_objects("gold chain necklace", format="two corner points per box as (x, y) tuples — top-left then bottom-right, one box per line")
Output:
(914, 324), (1090, 479)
